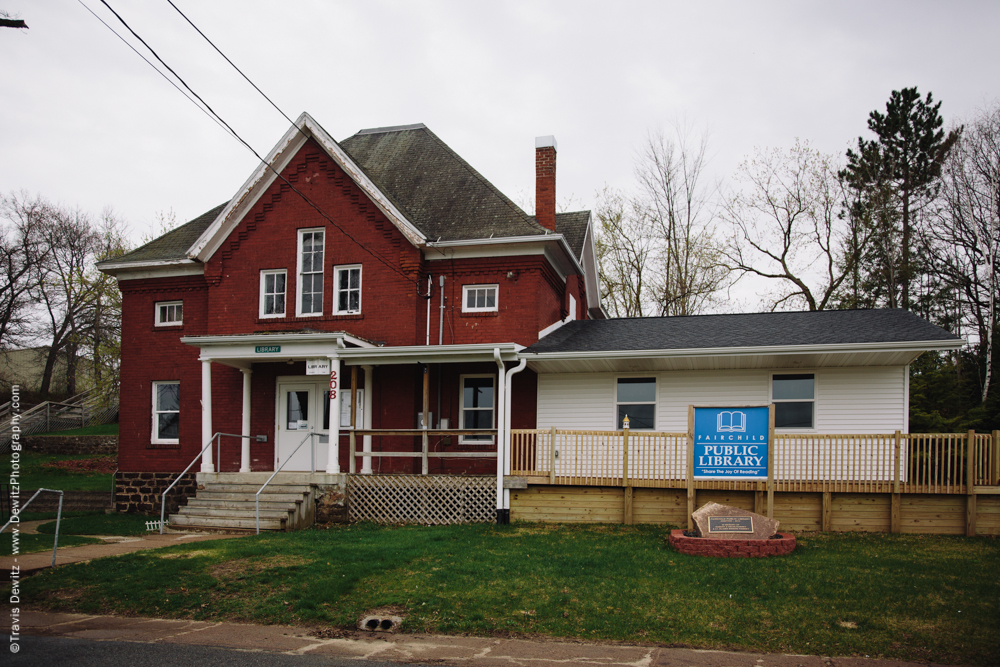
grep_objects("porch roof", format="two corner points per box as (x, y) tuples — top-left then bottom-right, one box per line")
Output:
(181, 331), (523, 368)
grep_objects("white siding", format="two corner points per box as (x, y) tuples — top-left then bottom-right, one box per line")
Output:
(536, 366), (907, 434)
(813, 366), (905, 433)
(658, 370), (769, 431)
(537, 373), (614, 430)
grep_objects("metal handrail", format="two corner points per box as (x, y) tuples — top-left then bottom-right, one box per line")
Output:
(0, 488), (64, 568)
(158, 432), (250, 534)
(255, 431), (321, 534)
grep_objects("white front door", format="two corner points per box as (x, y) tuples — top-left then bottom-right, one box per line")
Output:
(275, 377), (364, 472)
(276, 382), (327, 472)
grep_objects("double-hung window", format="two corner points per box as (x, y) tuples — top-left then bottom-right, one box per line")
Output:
(260, 270), (286, 318)
(460, 375), (495, 443)
(772, 373), (815, 429)
(152, 381), (180, 444)
(155, 301), (183, 327)
(334, 265), (362, 314)
(297, 229), (324, 316)
(462, 284), (498, 313)
(616, 377), (655, 429)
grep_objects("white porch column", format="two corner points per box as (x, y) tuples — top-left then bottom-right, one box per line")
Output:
(326, 355), (341, 474)
(362, 365), (373, 474)
(240, 368), (252, 473)
(200, 359), (214, 473)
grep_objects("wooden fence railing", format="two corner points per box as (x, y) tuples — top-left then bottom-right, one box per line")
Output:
(510, 428), (1000, 494)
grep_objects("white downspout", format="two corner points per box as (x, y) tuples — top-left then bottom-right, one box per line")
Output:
(493, 348), (505, 523)
(425, 275), (433, 346)
(503, 357), (528, 516)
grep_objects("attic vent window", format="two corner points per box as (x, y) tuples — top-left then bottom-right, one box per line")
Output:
(462, 284), (498, 313)
(155, 301), (183, 327)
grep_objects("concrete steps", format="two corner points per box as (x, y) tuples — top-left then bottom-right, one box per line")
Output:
(169, 474), (320, 533)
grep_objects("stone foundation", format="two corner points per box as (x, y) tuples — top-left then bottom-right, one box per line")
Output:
(315, 484), (348, 523)
(668, 529), (796, 558)
(115, 471), (196, 514)
(24, 435), (118, 455)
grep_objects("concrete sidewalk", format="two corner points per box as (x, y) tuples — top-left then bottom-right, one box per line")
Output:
(17, 611), (956, 667)
(1, 530), (241, 577)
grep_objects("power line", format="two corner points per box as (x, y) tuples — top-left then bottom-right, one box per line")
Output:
(78, 0), (236, 140)
(166, 0), (298, 131)
(94, 0), (419, 286)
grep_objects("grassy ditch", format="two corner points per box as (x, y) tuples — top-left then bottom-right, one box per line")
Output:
(35, 513), (151, 537)
(17, 524), (1000, 665)
(19, 452), (116, 491)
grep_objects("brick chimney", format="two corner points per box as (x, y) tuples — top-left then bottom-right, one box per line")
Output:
(535, 135), (557, 232)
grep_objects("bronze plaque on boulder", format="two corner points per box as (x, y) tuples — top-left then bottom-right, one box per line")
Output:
(692, 502), (779, 540)
(708, 516), (753, 533)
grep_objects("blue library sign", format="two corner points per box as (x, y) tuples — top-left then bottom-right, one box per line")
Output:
(693, 406), (770, 480)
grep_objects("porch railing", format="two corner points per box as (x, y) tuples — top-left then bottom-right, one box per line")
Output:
(348, 428), (498, 474)
(511, 428), (1000, 494)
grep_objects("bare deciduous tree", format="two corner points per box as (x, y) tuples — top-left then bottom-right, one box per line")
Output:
(0, 192), (52, 350)
(721, 141), (855, 311)
(635, 127), (727, 316)
(926, 106), (1000, 403)
(597, 126), (727, 318)
(595, 187), (655, 317)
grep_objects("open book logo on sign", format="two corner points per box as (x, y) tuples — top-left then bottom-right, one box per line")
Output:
(717, 411), (746, 433)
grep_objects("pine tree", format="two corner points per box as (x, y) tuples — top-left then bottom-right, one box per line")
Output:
(840, 87), (959, 310)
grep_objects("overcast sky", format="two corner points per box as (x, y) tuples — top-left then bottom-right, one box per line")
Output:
(4, 1), (999, 270)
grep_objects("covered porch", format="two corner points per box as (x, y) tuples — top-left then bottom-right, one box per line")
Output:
(179, 332), (527, 523)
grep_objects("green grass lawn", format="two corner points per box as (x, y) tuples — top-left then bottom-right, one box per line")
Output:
(2, 533), (103, 556)
(19, 452), (116, 491)
(34, 423), (119, 437)
(16, 523), (1000, 665)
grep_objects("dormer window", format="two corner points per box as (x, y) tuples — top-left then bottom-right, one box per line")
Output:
(297, 229), (324, 316)
(155, 301), (183, 327)
(462, 284), (498, 313)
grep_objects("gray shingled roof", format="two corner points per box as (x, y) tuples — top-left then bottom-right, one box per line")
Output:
(107, 123), (594, 266)
(340, 124), (550, 241)
(525, 309), (959, 354)
(110, 202), (228, 264)
(554, 211), (590, 260)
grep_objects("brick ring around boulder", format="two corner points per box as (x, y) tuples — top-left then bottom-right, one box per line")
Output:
(668, 529), (796, 558)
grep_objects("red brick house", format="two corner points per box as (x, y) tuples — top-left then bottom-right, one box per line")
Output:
(99, 115), (602, 526)
(100, 114), (963, 530)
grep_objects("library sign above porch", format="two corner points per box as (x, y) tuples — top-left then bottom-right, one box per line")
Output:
(693, 406), (771, 480)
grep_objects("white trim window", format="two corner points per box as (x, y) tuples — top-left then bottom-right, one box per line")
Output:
(297, 228), (325, 316)
(462, 284), (498, 313)
(772, 373), (815, 429)
(616, 377), (655, 430)
(155, 301), (183, 327)
(334, 265), (362, 314)
(259, 269), (287, 318)
(152, 381), (180, 444)
(460, 374), (495, 444)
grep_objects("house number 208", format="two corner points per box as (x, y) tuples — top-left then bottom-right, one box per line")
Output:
(329, 370), (337, 398)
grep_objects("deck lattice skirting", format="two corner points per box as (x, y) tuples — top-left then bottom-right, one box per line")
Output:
(348, 474), (495, 524)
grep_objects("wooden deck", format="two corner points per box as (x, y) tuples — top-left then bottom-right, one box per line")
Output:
(509, 428), (1000, 535)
